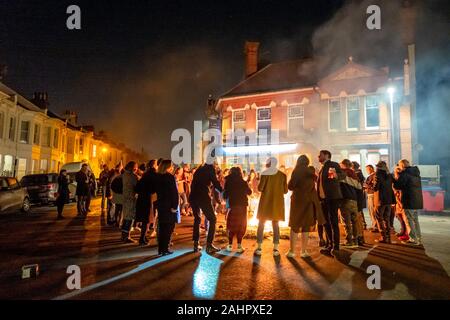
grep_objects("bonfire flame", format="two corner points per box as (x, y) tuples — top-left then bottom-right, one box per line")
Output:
(247, 191), (291, 231)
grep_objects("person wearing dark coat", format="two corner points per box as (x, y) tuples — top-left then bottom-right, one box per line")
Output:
(223, 167), (252, 253)
(155, 160), (179, 255)
(56, 169), (70, 219)
(287, 155), (326, 258)
(75, 164), (89, 216)
(352, 161), (367, 231)
(373, 161), (396, 243)
(393, 159), (424, 246)
(189, 162), (223, 253)
(85, 170), (96, 213)
(317, 150), (346, 256)
(135, 163), (157, 245)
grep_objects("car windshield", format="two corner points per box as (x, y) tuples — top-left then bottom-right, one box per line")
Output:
(20, 175), (57, 186)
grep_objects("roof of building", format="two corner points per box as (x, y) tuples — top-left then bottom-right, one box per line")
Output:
(221, 59), (319, 98)
(0, 81), (44, 113)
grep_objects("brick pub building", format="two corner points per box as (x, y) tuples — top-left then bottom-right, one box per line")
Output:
(214, 41), (416, 171)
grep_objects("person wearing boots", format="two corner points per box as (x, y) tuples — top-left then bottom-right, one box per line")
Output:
(373, 161), (395, 244)
(287, 155), (325, 258)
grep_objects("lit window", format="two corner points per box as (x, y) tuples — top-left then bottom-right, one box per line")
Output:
(257, 108), (271, 141)
(288, 104), (304, 136)
(232, 110), (246, 132)
(365, 95), (380, 128)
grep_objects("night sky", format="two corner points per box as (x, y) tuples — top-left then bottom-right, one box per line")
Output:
(1, 0), (449, 166)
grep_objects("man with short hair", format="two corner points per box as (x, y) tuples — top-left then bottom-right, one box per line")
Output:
(317, 150), (346, 257)
(393, 159), (424, 246)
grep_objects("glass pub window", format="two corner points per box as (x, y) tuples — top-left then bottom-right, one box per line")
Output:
(366, 95), (380, 128)
(257, 108), (271, 138)
(288, 104), (304, 136)
(346, 97), (360, 130)
(329, 99), (341, 131)
(232, 110), (246, 131)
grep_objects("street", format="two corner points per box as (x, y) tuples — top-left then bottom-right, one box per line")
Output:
(1, 198), (449, 300)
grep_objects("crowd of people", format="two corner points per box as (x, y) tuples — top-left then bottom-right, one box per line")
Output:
(54, 149), (424, 258)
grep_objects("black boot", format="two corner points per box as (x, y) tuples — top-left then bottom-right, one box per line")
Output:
(193, 241), (202, 252)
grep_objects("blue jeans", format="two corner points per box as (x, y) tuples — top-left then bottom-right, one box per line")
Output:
(405, 209), (422, 242)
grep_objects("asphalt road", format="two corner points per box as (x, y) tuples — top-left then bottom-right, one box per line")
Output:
(1, 198), (449, 300)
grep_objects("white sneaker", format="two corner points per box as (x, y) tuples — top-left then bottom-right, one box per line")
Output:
(286, 250), (296, 258)
(273, 249), (280, 257)
(225, 244), (233, 252)
(254, 248), (262, 256)
(301, 251), (310, 258)
(236, 246), (245, 253)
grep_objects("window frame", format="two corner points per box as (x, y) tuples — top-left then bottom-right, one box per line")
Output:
(19, 120), (30, 144)
(33, 123), (41, 145)
(328, 98), (341, 132)
(256, 106), (271, 139)
(287, 103), (305, 137)
(364, 95), (380, 130)
(345, 96), (360, 132)
(8, 117), (16, 141)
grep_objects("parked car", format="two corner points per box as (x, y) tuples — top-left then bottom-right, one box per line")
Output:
(20, 173), (76, 205)
(0, 177), (31, 214)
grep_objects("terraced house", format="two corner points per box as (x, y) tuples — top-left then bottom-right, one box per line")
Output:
(0, 82), (143, 179)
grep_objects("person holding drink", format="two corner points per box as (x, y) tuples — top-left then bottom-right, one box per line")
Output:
(317, 150), (346, 257)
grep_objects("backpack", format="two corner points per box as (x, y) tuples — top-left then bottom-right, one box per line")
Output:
(111, 176), (123, 194)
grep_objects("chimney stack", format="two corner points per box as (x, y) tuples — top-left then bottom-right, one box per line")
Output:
(63, 110), (78, 126)
(31, 92), (50, 110)
(244, 41), (260, 78)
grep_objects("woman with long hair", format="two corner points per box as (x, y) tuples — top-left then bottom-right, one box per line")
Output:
(287, 155), (325, 258)
(155, 160), (179, 255)
(223, 166), (252, 253)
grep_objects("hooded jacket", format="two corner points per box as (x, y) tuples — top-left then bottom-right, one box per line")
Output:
(393, 166), (423, 210)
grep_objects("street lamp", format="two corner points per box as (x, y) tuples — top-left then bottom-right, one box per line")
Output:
(387, 86), (396, 168)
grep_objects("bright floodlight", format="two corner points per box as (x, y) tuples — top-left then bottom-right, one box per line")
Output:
(387, 86), (395, 95)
